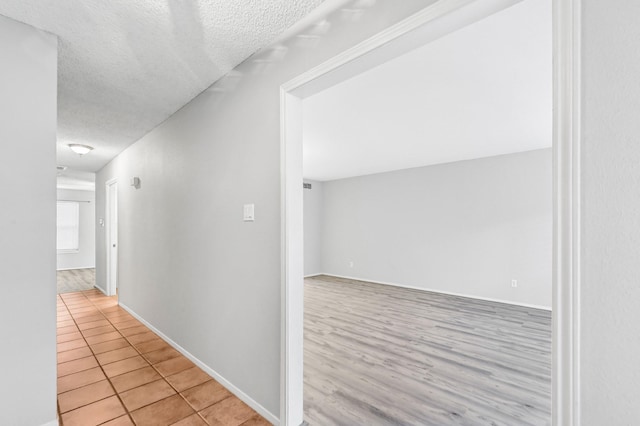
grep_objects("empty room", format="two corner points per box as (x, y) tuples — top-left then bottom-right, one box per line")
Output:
(302, 0), (553, 424)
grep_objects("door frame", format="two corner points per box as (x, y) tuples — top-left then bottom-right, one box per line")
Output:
(105, 178), (118, 297)
(280, 0), (582, 425)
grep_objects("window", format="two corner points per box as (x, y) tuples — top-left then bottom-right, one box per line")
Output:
(57, 202), (79, 252)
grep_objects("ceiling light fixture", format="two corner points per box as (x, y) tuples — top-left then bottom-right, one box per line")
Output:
(68, 144), (94, 155)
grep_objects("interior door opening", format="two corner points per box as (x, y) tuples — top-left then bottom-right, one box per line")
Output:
(281, 0), (581, 424)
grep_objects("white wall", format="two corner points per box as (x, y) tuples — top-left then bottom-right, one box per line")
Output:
(317, 149), (552, 308)
(95, 0), (439, 420)
(581, 1), (640, 423)
(0, 14), (58, 426)
(57, 189), (96, 270)
(303, 180), (323, 276)
(302, 0), (551, 182)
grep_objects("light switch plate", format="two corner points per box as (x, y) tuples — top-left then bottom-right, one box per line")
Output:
(243, 204), (255, 222)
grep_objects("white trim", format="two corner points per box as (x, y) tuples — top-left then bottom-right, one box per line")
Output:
(281, 0), (521, 97)
(280, 88), (288, 426)
(280, 89), (305, 426)
(553, 0), (581, 424)
(312, 273), (552, 311)
(39, 419), (58, 426)
(56, 184), (96, 191)
(119, 302), (279, 426)
(105, 178), (118, 297)
(282, 0), (577, 425)
(303, 273), (323, 279)
(57, 249), (80, 254)
(56, 266), (95, 271)
(93, 285), (107, 296)
(281, 0), (476, 92)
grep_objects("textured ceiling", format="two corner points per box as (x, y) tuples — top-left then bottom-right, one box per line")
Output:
(303, 0), (551, 181)
(0, 0), (324, 172)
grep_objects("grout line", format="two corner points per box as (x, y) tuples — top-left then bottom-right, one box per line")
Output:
(57, 290), (261, 426)
(102, 312), (209, 424)
(57, 399), (63, 426)
(108, 314), (209, 423)
(63, 290), (208, 425)
(58, 290), (136, 425)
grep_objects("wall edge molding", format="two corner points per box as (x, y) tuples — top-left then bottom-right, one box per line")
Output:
(93, 285), (107, 296)
(56, 266), (96, 271)
(552, 0), (582, 423)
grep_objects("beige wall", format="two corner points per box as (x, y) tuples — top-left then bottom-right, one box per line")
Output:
(319, 149), (552, 308)
(581, 0), (640, 423)
(0, 14), (58, 426)
(96, 1), (439, 420)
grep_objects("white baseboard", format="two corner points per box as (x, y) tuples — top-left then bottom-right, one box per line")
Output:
(94, 285), (107, 296)
(118, 302), (279, 425)
(56, 266), (96, 271)
(312, 273), (552, 311)
(303, 273), (323, 278)
(40, 418), (58, 426)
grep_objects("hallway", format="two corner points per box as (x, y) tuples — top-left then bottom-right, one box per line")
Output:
(57, 290), (269, 426)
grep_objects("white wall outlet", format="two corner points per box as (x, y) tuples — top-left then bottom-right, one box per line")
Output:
(349, 260), (354, 268)
(511, 279), (518, 288)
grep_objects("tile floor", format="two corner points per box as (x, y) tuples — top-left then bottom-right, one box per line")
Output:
(57, 289), (270, 426)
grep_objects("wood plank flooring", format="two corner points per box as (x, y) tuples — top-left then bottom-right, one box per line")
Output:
(58, 268), (95, 293)
(303, 275), (551, 426)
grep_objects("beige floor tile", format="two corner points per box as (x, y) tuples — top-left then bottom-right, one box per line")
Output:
(165, 367), (211, 392)
(119, 379), (176, 411)
(57, 346), (94, 364)
(58, 367), (106, 393)
(58, 380), (115, 413)
(181, 380), (231, 411)
(103, 355), (149, 378)
(96, 346), (139, 365)
(58, 356), (99, 377)
(61, 395), (126, 426)
(171, 413), (209, 426)
(130, 395), (194, 426)
(199, 397), (257, 426)
(110, 366), (161, 393)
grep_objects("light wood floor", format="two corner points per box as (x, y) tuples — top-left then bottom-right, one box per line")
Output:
(303, 275), (551, 426)
(58, 268), (95, 294)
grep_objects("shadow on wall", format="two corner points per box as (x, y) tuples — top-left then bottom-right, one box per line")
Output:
(183, 0), (379, 111)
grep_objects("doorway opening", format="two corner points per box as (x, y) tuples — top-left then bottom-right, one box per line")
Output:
(281, 0), (581, 425)
(56, 169), (97, 294)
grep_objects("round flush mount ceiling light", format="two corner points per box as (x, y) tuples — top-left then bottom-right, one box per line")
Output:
(68, 144), (94, 155)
